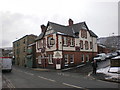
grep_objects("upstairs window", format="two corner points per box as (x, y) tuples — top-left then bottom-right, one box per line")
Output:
(70, 38), (75, 46)
(47, 37), (53, 47)
(43, 38), (46, 48)
(80, 40), (83, 49)
(90, 42), (93, 49)
(37, 40), (42, 49)
(85, 41), (89, 50)
(63, 36), (68, 46)
(81, 30), (87, 39)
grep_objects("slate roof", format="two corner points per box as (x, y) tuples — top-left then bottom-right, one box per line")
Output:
(36, 21), (98, 41)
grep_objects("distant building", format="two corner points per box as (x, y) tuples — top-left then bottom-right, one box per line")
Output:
(97, 44), (110, 54)
(97, 36), (120, 51)
(13, 34), (37, 66)
(35, 19), (98, 69)
(26, 43), (37, 68)
(0, 47), (13, 57)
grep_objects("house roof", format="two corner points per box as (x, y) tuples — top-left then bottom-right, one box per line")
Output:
(36, 21), (98, 41)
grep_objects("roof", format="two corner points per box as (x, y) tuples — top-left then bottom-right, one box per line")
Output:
(88, 30), (98, 38)
(36, 21), (98, 41)
(13, 34), (37, 43)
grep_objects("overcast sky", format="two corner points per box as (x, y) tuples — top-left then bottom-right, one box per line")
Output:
(0, 0), (119, 48)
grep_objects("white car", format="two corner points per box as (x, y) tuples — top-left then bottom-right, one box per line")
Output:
(94, 53), (106, 62)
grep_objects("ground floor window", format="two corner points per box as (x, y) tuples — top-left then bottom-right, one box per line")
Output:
(48, 54), (53, 64)
(81, 54), (84, 62)
(64, 54), (69, 66)
(70, 54), (74, 63)
(86, 55), (89, 62)
(38, 55), (42, 64)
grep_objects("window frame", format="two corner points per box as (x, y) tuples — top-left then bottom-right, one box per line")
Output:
(48, 54), (53, 64)
(80, 40), (83, 49)
(81, 54), (84, 62)
(38, 55), (42, 64)
(70, 54), (74, 63)
(64, 54), (69, 66)
(85, 41), (89, 50)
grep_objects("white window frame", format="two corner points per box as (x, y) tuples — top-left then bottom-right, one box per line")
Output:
(63, 37), (67, 45)
(81, 54), (84, 62)
(48, 37), (53, 46)
(64, 54), (69, 66)
(48, 54), (53, 64)
(86, 55), (89, 62)
(70, 38), (74, 46)
(70, 54), (74, 63)
(38, 55), (42, 64)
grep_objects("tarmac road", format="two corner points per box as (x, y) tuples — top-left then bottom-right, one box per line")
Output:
(2, 65), (119, 89)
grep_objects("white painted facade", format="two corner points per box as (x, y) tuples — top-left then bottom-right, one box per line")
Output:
(36, 26), (97, 53)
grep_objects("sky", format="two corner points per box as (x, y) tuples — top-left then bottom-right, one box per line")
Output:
(0, 0), (119, 48)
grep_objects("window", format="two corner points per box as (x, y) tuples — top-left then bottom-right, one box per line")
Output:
(70, 54), (74, 63)
(90, 42), (93, 49)
(23, 47), (26, 52)
(86, 55), (89, 62)
(81, 30), (87, 38)
(63, 37), (67, 46)
(38, 55), (42, 64)
(23, 39), (25, 44)
(80, 40), (83, 49)
(43, 38), (46, 48)
(81, 54), (84, 62)
(47, 37), (53, 47)
(70, 38), (74, 46)
(85, 41), (89, 50)
(64, 54), (68, 66)
(48, 54), (53, 64)
(37, 40), (42, 49)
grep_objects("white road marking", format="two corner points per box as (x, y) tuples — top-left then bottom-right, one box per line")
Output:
(4, 76), (15, 88)
(57, 73), (70, 77)
(62, 82), (85, 89)
(38, 76), (56, 82)
(24, 72), (34, 76)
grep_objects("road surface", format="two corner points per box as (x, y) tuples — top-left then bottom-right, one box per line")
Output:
(2, 63), (119, 89)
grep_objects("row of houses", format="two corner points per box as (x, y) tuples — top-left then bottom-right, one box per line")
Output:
(13, 19), (98, 69)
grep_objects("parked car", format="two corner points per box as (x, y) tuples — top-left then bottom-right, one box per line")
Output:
(94, 53), (106, 62)
(111, 52), (118, 57)
(106, 53), (113, 59)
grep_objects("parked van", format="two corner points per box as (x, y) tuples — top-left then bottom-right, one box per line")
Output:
(0, 57), (12, 72)
(94, 53), (106, 62)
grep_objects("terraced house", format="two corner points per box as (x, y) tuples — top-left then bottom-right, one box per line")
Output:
(35, 19), (98, 69)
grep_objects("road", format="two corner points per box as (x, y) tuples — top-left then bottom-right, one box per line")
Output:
(2, 59), (119, 89)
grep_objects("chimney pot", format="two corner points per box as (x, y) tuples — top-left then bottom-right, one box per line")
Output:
(40, 24), (46, 32)
(68, 19), (74, 26)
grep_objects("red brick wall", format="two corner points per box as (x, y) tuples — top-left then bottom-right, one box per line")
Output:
(36, 51), (97, 69)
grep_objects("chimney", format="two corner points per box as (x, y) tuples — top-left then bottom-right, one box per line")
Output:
(40, 24), (46, 32)
(68, 19), (74, 26)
